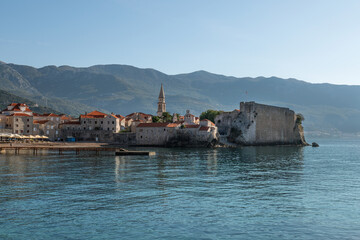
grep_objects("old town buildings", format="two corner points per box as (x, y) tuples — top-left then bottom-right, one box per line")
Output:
(0, 84), (218, 145)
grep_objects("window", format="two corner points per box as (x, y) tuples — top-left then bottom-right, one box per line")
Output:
(107, 127), (110, 130)
(84, 127), (86, 130)
(34, 127), (36, 131)
(112, 121), (114, 124)
(27, 125), (29, 127)
(20, 130), (23, 133)
(84, 121), (86, 124)
(27, 119), (29, 122)
(51, 117), (53, 121)
(27, 130), (29, 133)
(89, 126), (92, 130)
(16, 118), (18, 122)
(95, 121), (97, 124)
(101, 121), (103, 124)
(51, 126), (54, 129)
(16, 124), (18, 127)
(46, 130), (49, 134)
(108, 121), (110, 124)
(56, 130), (58, 134)
(15, 130), (18, 133)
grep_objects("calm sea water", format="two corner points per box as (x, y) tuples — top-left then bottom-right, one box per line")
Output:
(1, 139), (360, 239)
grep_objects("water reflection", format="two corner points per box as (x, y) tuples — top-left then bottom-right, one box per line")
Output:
(114, 156), (127, 184)
(206, 149), (218, 174)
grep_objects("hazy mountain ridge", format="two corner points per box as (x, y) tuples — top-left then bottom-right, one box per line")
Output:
(0, 89), (59, 114)
(0, 61), (359, 136)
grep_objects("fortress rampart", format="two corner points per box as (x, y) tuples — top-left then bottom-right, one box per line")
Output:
(215, 102), (307, 146)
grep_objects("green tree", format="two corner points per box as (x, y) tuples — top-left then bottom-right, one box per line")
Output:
(174, 113), (180, 121)
(162, 112), (172, 123)
(200, 109), (223, 123)
(296, 113), (305, 125)
(152, 116), (160, 123)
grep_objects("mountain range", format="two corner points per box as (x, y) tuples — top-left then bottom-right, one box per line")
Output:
(0, 89), (59, 114)
(0, 60), (359, 137)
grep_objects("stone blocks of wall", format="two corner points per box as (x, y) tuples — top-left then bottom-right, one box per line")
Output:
(216, 102), (307, 146)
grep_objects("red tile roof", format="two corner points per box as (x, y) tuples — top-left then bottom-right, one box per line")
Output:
(199, 126), (210, 131)
(39, 113), (60, 117)
(173, 121), (185, 124)
(33, 120), (49, 124)
(137, 122), (179, 128)
(4, 103), (32, 112)
(137, 123), (169, 128)
(80, 115), (96, 119)
(61, 121), (81, 125)
(10, 113), (32, 117)
(184, 124), (200, 128)
(81, 110), (108, 119)
(88, 110), (107, 116)
(167, 123), (180, 128)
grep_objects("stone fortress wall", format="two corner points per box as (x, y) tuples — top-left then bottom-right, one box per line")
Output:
(215, 101), (307, 146)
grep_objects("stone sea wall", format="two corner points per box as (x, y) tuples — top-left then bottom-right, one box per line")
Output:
(60, 129), (136, 145)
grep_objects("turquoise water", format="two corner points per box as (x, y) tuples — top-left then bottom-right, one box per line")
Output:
(1, 139), (360, 239)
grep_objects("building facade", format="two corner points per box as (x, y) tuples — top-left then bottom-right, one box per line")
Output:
(0, 103), (35, 135)
(79, 111), (121, 132)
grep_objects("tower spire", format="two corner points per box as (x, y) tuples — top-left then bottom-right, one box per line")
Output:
(157, 83), (166, 117)
(159, 83), (165, 99)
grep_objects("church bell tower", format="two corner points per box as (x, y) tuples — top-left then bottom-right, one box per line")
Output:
(157, 84), (166, 117)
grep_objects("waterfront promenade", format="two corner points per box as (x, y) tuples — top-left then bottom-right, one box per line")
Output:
(0, 142), (155, 156)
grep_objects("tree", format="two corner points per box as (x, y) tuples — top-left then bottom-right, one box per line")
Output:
(162, 112), (172, 123)
(174, 113), (180, 121)
(296, 113), (305, 125)
(152, 116), (160, 123)
(200, 109), (223, 123)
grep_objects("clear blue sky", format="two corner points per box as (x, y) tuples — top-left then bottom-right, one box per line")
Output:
(1, 0), (360, 85)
